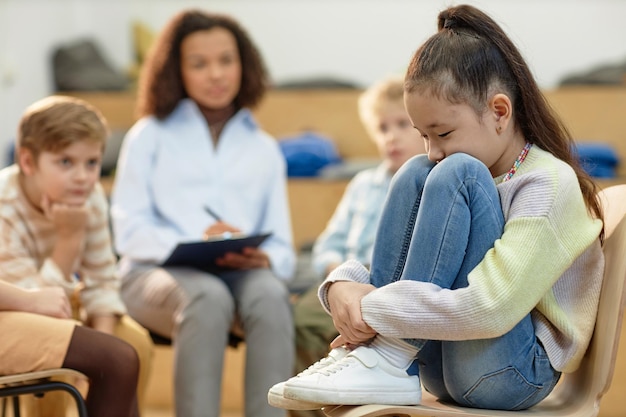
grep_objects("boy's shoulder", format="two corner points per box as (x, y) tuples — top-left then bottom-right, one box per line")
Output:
(0, 164), (22, 203)
(88, 182), (109, 213)
(350, 164), (389, 187)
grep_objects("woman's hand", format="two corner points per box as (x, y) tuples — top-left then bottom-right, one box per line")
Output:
(214, 247), (271, 270)
(327, 281), (377, 346)
(203, 221), (241, 240)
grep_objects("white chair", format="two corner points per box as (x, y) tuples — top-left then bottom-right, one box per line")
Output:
(0, 369), (87, 417)
(323, 184), (626, 417)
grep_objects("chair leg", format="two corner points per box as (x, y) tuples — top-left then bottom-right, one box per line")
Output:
(0, 381), (87, 417)
(1, 398), (6, 417)
(12, 396), (20, 417)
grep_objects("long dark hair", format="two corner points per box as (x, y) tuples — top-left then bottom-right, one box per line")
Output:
(405, 4), (602, 227)
(136, 9), (269, 119)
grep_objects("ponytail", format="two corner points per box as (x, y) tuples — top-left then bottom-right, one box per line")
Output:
(405, 4), (603, 230)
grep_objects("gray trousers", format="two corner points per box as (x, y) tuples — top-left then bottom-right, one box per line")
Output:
(120, 265), (293, 417)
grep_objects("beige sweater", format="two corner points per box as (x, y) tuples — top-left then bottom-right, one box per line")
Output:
(0, 165), (126, 317)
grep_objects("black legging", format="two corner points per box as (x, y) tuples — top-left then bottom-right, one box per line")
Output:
(61, 325), (140, 417)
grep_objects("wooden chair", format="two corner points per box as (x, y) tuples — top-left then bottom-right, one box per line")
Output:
(323, 184), (626, 417)
(0, 369), (87, 417)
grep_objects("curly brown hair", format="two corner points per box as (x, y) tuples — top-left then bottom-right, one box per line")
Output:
(136, 9), (269, 119)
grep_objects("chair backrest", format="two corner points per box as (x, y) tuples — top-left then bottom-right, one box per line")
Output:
(552, 184), (626, 410)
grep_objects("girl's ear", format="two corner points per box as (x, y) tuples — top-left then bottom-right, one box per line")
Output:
(17, 147), (36, 176)
(490, 93), (513, 133)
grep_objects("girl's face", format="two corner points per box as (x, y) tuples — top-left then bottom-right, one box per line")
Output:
(180, 27), (242, 111)
(404, 90), (518, 177)
(369, 102), (426, 173)
(20, 140), (102, 207)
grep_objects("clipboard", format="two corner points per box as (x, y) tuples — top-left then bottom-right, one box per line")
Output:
(162, 232), (272, 271)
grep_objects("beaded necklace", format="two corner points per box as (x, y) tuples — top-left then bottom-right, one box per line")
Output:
(502, 142), (532, 183)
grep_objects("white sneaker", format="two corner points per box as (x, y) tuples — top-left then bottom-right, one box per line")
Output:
(283, 345), (421, 406)
(268, 347), (349, 410)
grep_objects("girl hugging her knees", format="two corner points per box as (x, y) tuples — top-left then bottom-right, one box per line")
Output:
(269, 3), (604, 412)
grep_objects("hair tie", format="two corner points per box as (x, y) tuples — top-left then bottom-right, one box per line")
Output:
(443, 18), (456, 29)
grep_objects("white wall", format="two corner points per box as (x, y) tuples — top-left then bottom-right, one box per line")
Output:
(1, 0), (625, 163)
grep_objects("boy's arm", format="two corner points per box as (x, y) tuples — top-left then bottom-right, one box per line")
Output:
(0, 217), (78, 291)
(78, 186), (127, 319)
(0, 280), (72, 319)
(41, 195), (88, 280)
(311, 176), (362, 276)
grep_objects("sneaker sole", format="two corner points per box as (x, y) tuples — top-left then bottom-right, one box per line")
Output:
(268, 389), (325, 410)
(285, 386), (422, 406)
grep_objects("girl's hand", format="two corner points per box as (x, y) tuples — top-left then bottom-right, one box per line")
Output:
(327, 281), (377, 345)
(214, 247), (271, 270)
(26, 287), (72, 319)
(329, 334), (365, 350)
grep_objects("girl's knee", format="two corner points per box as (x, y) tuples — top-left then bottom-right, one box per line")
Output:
(434, 153), (480, 173)
(428, 153), (492, 187)
(435, 153), (486, 174)
(396, 154), (433, 178)
(390, 154), (433, 191)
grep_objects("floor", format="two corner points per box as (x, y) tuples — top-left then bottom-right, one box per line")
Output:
(144, 407), (242, 417)
(5, 400), (243, 417)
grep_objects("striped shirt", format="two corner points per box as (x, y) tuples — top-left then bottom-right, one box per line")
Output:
(312, 163), (391, 277)
(0, 165), (126, 316)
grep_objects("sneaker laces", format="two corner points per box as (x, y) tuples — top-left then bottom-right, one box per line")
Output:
(296, 347), (348, 377)
(316, 356), (355, 376)
(316, 346), (382, 377)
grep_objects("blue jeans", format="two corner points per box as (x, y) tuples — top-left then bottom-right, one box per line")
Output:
(369, 154), (560, 410)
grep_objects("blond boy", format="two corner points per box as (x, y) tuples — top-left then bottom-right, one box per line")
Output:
(0, 95), (153, 415)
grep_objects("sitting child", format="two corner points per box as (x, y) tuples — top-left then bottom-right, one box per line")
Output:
(271, 4), (604, 411)
(0, 279), (139, 417)
(0, 95), (153, 414)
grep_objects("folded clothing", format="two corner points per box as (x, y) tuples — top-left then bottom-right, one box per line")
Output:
(573, 142), (620, 178)
(279, 132), (342, 177)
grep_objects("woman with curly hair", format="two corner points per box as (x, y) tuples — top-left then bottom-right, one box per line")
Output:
(111, 9), (295, 417)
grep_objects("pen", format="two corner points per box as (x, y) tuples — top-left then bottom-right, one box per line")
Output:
(204, 206), (223, 222)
